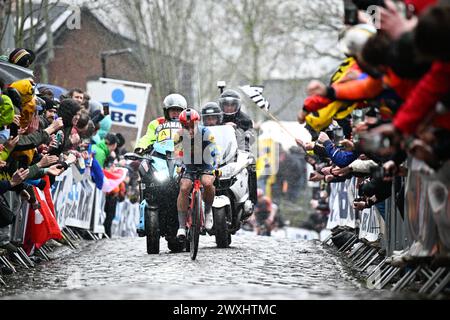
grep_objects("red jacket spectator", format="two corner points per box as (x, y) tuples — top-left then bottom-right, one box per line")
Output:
(393, 61), (450, 134)
(404, 0), (438, 15)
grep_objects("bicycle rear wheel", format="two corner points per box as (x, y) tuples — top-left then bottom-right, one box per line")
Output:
(190, 190), (202, 260)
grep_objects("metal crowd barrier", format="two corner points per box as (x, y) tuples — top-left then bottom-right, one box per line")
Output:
(324, 158), (450, 296)
(111, 199), (140, 238)
(326, 179), (357, 230)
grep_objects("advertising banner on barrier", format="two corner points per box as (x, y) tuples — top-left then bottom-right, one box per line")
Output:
(327, 181), (356, 229)
(359, 206), (381, 243)
(92, 188), (106, 234)
(52, 167), (96, 230)
(406, 160), (439, 255)
(428, 161), (450, 250)
(8, 193), (29, 244)
(112, 199), (140, 238)
(86, 78), (152, 141)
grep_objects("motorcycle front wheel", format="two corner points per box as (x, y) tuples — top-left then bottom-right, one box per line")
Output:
(145, 209), (160, 254)
(213, 207), (229, 248)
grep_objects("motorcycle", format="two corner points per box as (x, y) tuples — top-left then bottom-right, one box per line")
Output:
(125, 122), (183, 254)
(207, 125), (255, 248)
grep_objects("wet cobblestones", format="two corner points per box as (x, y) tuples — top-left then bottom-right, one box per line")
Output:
(1, 233), (411, 300)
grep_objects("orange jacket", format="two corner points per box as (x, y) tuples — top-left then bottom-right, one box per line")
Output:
(332, 69), (417, 101)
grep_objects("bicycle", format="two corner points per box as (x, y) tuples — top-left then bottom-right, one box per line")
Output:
(181, 168), (205, 261)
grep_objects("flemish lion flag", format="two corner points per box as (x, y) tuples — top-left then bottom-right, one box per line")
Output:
(239, 85), (270, 111)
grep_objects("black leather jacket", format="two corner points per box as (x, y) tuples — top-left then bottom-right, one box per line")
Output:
(223, 111), (253, 132)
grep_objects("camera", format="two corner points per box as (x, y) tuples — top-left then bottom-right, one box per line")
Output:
(370, 166), (385, 180)
(333, 126), (345, 147)
(102, 102), (110, 116)
(217, 81), (226, 94)
(55, 130), (64, 147)
(344, 0), (359, 25)
(352, 109), (364, 126)
(350, 0), (386, 10)
(356, 132), (391, 153)
(9, 123), (18, 138)
(217, 81), (226, 89)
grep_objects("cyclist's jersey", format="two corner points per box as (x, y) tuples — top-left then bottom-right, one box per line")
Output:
(135, 117), (166, 150)
(174, 125), (219, 170)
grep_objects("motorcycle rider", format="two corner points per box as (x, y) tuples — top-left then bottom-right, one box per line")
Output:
(219, 89), (257, 204)
(175, 109), (218, 240)
(201, 102), (223, 127)
(134, 93), (187, 153)
(218, 89), (253, 132)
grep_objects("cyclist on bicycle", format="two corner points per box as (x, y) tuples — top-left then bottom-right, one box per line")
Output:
(134, 93), (187, 153)
(175, 109), (218, 240)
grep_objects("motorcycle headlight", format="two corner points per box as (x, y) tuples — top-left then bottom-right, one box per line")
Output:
(154, 171), (168, 182)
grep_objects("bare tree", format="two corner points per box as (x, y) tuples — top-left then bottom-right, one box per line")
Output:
(0, 1), (14, 51)
(190, 0), (344, 118)
(96, 0), (198, 117)
(94, 0), (344, 119)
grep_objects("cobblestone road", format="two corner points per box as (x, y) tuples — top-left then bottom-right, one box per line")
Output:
(0, 232), (414, 300)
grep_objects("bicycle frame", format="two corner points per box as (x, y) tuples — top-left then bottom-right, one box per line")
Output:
(186, 178), (204, 230)
(184, 170), (205, 261)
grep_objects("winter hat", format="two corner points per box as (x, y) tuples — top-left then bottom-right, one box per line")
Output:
(8, 48), (36, 68)
(41, 96), (59, 112)
(9, 79), (35, 104)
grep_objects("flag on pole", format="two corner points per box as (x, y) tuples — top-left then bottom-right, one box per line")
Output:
(239, 85), (270, 111)
(23, 180), (63, 255)
(102, 167), (128, 193)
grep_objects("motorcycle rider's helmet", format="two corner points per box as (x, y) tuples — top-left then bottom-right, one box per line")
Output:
(179, 108), (201, 129)
(338, 24), (377, 57)
(201, 102), (223, 126)
(163, 93), (187, 121)
(219, 89), (241, 117)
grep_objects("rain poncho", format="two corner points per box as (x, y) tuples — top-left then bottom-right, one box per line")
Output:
(0, 94), (15, 127)
(92, 115), (112, 145)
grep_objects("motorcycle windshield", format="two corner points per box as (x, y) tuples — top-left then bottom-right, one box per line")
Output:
(207, 125), (238, 166)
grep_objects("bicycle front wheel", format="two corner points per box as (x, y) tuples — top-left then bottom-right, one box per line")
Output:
(190, 190), (202, 260)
